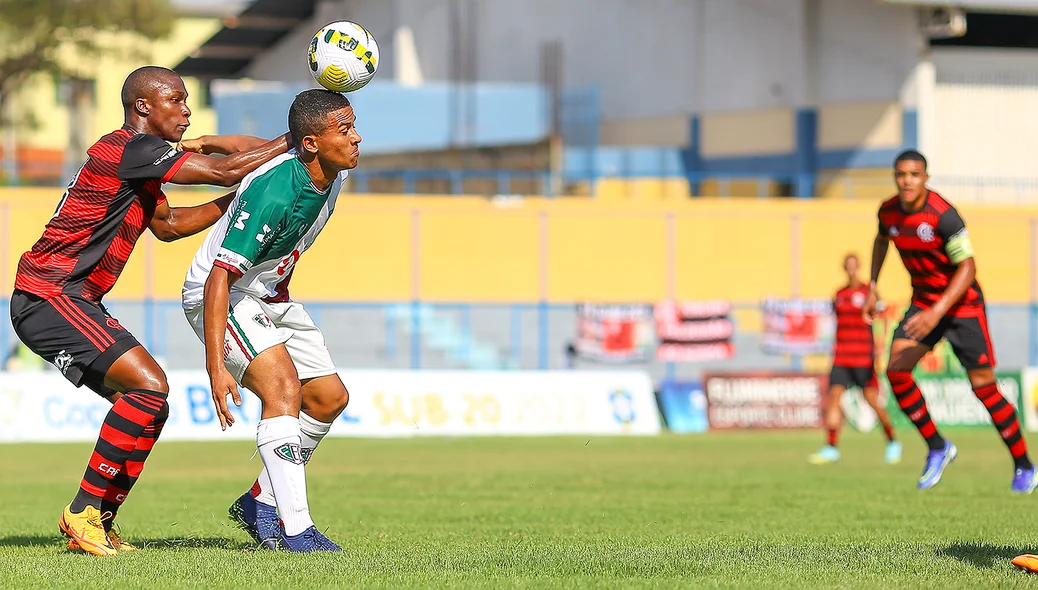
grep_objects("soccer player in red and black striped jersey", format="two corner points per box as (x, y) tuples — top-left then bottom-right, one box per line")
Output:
(864, 150), (1036, 492)
(9, 66), (294, 555)
(809, 253), (900, 465)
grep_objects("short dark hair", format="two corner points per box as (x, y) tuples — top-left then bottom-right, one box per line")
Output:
(121, 66), (181, 109)
(288, 89), (351, 146)
(894, 149), (927, 170)
(844, 253), (858, 265)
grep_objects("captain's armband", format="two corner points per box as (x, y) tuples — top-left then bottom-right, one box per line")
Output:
(945, 228), (974, 264)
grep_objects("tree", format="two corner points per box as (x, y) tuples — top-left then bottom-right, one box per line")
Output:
(0, 0), (175, 108)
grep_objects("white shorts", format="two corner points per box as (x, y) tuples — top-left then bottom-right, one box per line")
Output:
(184, 295), (336, 383)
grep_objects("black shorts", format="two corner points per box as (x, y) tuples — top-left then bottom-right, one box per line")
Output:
(9, 289), (140, 395)
(892, 303), (995, 369)
(829, 365), (877, 390)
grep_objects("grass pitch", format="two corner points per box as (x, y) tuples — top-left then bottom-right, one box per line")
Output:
(3, 431), (1038, 588)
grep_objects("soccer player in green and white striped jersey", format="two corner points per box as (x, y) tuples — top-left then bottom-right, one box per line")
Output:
(181, 89), (360, 552)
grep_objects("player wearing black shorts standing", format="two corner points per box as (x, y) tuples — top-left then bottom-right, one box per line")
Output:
(864, 150), (1035, 492)
(809, 253), (900, 465)
(10, 66), (293, 556)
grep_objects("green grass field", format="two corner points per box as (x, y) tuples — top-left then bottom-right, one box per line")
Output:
(4, 431), (1038, 588)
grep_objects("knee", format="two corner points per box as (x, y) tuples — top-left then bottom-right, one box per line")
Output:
(306, 388), (349, 421)
(136, 367), (169, 395)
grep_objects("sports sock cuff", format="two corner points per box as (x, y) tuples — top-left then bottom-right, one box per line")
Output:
(256, 415), (301, 447)
(299, 412), (333, 440)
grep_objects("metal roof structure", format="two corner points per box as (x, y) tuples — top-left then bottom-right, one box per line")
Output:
(174, 0), (317, 79)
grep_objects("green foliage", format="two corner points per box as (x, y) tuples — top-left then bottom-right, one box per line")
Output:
(0, 0), (175, 98)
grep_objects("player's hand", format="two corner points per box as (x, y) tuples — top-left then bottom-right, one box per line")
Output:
(862, 290), (879, 325)
(904, 307), (940, 341)
(177, 137), (205, 153)
(208, 367), (242, 430)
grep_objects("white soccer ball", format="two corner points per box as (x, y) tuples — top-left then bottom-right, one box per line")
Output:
(307, 21), (379, 93)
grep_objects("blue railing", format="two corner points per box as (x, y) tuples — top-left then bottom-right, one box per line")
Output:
(3, 299), (1036, 381)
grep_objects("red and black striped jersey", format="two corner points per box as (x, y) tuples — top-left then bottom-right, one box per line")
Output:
(832, 284), (874, 368)
(877, 190), (983, 317)
(14, 126), (190, 302)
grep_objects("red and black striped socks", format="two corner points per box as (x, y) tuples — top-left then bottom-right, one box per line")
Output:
(98, 413), (168, 529)
(887, 371), (946, 451)
(70, 389), (169, 513)
(973, 382), (1032, 470)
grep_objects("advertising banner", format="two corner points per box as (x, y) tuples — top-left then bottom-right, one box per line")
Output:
(703, 372), (826, 429)
(0, 369), (661, 442)
(1022, 368), (1038, 432)
(656, 380), (709, 433)
(654, 300), (734, 362)
(574, 303), (655, 363)
(882, 371), (1022, 428)
(760, 298), (835, 355)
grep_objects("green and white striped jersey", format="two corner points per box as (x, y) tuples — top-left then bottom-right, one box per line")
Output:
(182, 152), (346, 307)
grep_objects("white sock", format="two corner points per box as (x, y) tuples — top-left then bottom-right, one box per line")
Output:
(252, 412), (332, 507)
(256, 415), (313, 536)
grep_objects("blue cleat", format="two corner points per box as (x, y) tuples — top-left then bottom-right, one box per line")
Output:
(918, 442), (957, 489)
(808, 445), (841, 464)
(228, 492), (280, 549)
(1012, 466), (1038, 494)
(278, 525), (342, 553)
(885, 440), (903, 465)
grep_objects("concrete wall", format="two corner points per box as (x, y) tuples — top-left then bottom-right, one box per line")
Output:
(3, 189), (1036, 305)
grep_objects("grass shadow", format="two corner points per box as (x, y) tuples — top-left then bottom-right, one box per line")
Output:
(938, 541), (1034, 569)
(0, 535), (63, 548)
(0, 534), (252, 551)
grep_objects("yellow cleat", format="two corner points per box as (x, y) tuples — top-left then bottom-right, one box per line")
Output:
(1013, 554), (1038, 573)
(68, 527), (138, 552)
(58, 504), (118, 556)
(106, 527), (138, 552)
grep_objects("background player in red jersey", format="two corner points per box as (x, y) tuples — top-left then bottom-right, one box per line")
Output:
(9, 66), (294, 556)
(809, 253), (900, 465)
(864, 150), (1036, 492)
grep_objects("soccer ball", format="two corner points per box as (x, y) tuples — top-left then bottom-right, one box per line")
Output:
(307, 21), (379, 93)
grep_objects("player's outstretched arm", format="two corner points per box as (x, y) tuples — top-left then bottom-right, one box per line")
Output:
(170, 132), (292, 187)
(149, 191), (236, 242)
(863, 233), (889, 324)
(203, 265), (243, 430)
(178, 135), (271, 156)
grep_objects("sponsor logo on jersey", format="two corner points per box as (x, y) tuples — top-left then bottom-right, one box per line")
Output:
(153, 147), (179, 166)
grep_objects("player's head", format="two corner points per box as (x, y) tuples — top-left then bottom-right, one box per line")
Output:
(893, 149), (929, 205)
(289, 89), (361, 170)
(843, 253), (859, 277)
(121, 66), (191, 142)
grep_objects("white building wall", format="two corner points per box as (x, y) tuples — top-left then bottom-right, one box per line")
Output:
(923, 48), (1038, 198)
(242, 0), (923, 120)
